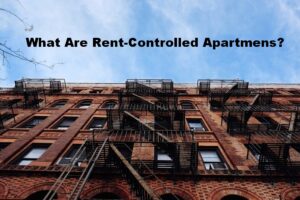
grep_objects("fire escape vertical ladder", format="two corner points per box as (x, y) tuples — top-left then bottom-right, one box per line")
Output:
(68, 138), (109, 200)
(110, 143), (160, 200)
(43, 139), (88, 200)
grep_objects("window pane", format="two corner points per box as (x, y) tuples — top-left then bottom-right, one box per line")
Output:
(188, 119), (206, 131)
(20, 116), (47, 128)
(181, 102), (194, 109)
(19, 160), (32, 166)
(76, 101), (91, 108)
(24, 148), (47, 159)
(52, 100), (67, 108)
(157, 153), (172, 161)
(88, 118), (106, 130)
(200, 150), (221, 162)
(102, 102), (116, 109)
(55, 117), (77, 129)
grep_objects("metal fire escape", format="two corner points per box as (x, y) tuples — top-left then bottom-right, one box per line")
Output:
(45, 79), (195, 200)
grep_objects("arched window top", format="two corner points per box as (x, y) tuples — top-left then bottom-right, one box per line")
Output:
(221, 195), (248, 200)
(160, 193), (184, 200)
(91, 192), (121, 200)
(101, 100), (117, 109)
(76, 99), (92, 109)
(180, 101), (194, 110)
(51, 99), (68, 108)
(25, 190), (58, 200)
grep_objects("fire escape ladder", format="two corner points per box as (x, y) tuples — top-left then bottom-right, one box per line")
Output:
(68, 138), (109, 200)
(110, 143), (160, 200)
(223, 83), (238, 103)
(43, 139), (88, 200)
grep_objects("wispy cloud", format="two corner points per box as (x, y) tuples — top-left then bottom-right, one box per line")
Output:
(1, 0), (300, 85)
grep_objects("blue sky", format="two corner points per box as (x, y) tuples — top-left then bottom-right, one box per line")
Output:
(1, 0), (300, 86)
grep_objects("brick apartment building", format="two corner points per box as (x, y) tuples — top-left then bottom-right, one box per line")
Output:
(0, 78), (299, 200)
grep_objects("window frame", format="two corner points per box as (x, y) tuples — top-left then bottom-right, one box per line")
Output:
(57, 144), (86, 165)
(187, 118), (207, 132)
(199, 148), (228, 170)
(75, 100), (92, 109)
(180, 101), (195, 110)
(51, 100), (68, 108)
(18, 116), (48, 128)
(101, 101), (117, 109)
(16, 144), (50, 166)
(52, 116), (78, 130)
(86, 117), (107, 130)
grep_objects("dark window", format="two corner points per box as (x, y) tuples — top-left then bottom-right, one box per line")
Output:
(176, 90), (187, 95)
(102, 101), (116, 109)
(199, 149), (227, 170)
(19, 116), (47, 128)
(187, 119), (207, 131)
(91, 193), (121, 200)
(221, 195), (248, 200)
(76, 100), (92, 109)
(53, 117), (77, 130)
(0, 142), (10, 152)
(90, 89), (102, 94)
(25, 190), (57, 200)
(160, 194), (184, 200)
(51, 100), (67, 108)
(181, 101), (194, 109)
(17, 144), (49, 166)
(0, 112), (16, 122)
(58, 144), (86, 165)
(87, 117), (106, 130)
(71, 89), (82, 93)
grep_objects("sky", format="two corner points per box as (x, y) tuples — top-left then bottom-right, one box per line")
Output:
(1, 0), (300, 86)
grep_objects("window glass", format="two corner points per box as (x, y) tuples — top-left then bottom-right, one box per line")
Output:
(53, 117), (77, 130)
(187, 119), (207, 131)
(58, 144), (86, 165)
(18, 145), (49, 166)
(19, 116), (47, 128)
(76, 100), (92, 109)
(181, 102), (194, 109)
(51, 100), (67, 108)
(199, 149), (227, 170)
(87, 117), (106, 130)
(102, 101), (116, 109)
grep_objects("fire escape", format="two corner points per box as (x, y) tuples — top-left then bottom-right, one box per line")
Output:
(44, 79), (197, 200)
(198, 79), (300, 180)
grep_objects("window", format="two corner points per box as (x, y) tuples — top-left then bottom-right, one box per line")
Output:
(58, 144), (86, 165)
(156, 146), (173, 169)
(90, 89), (102, 94)
(53, 117), (77, 130)
(87, 117), (106, 130)
(51, 100), (67, 108)
(176, 90), (187, 95)
(0, 142), (10, 152)
(101, 101), (116, 109)
(17, 144), (49, 166)
(187, 119), (207, 131)
(181, 101), (194, 109)
(0, 112), (16, 122)
(76, 100), (92, 109)
(19, 116), (47, 128)
(199, 149), (227, 170)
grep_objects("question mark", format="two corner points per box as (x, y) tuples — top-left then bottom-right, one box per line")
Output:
(277, 38), (284, 47)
